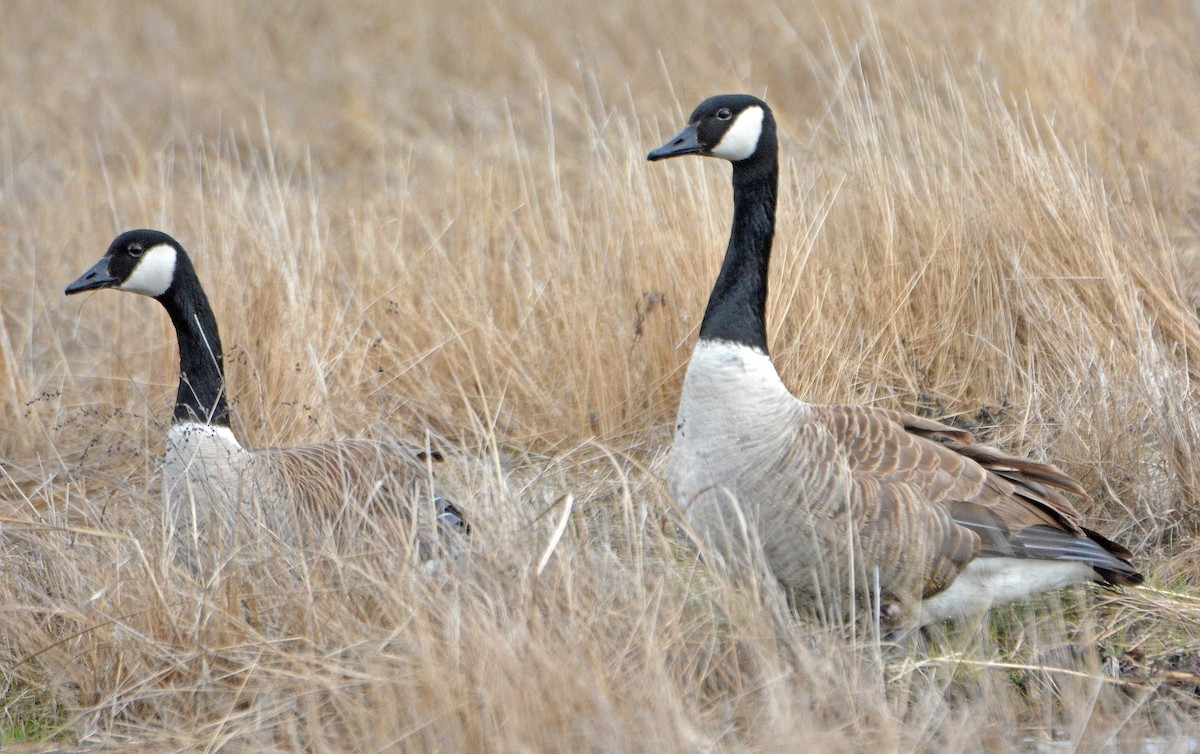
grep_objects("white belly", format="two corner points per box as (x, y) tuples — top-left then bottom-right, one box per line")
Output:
(917, 557), (1095, 626)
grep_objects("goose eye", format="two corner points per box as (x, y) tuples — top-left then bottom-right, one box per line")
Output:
(716, 108), (733, 121)
(128, 243), (144, 256)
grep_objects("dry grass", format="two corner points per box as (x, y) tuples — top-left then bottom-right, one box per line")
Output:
(2, 0), (1200, 750)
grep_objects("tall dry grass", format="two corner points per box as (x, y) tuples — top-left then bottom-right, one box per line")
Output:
(2, 0), (1200, 750)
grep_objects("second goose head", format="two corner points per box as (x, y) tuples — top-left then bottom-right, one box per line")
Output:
(67, 229), (229, 427)
(66, 229), (185, 299)
(648, 94), (776, 165)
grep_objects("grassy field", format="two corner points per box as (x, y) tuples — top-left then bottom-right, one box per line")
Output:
(2, 0), (1200, 750)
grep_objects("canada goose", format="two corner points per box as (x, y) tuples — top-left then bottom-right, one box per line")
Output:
(66, 229), (465, 565)
(648, 95), (1141, 627)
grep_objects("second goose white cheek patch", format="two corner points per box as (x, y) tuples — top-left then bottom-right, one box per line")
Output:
(120, 244), (178, 297)
(710, 106), (764, 162)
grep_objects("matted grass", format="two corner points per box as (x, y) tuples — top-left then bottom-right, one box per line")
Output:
(2, 0), (1199, 750)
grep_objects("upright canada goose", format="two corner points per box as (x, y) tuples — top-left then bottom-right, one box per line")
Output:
(648, 95), (1141, 627)
(66, 229), (465, 565)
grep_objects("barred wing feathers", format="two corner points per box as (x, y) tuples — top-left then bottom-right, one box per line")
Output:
(810, 405), (1141, 599)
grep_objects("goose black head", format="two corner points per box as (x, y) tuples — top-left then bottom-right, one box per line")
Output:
(66, 229), (183, 299)
(648, 94), (776, 164)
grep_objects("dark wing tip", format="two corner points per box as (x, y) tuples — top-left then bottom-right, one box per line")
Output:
(1096, 566), (1145, 587)
(1011, 524), (1142, 586)
(1080, 526), (1143, 585)
(435, 496), (470, 535)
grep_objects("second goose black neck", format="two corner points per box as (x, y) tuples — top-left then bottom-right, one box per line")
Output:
(698, 149), (779, 354)
(156, 253), (230, 427)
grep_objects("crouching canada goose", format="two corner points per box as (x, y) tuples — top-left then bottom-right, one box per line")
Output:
(648, 95), (1141, 627)
(66, 229), (466, 566)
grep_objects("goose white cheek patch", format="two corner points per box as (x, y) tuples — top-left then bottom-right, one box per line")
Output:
(119, 243), (177, 297)
(705, 105), (763, 160)
(709, 106), (765, 162)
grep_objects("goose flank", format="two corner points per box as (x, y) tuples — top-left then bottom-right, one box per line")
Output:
(648, 95), (1141, 627)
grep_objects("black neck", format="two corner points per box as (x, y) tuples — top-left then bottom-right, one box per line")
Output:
(156, 257), (230, 427)
(697, 155), (778, 353)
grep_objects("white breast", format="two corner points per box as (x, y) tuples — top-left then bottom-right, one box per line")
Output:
(667, 340), (865, 612)
(668, 340), (802, 530)
(164, 422), (248, 490)
(163, 422), (279, 565)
